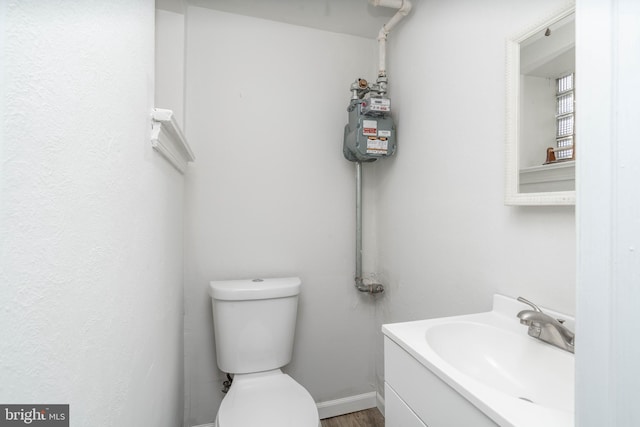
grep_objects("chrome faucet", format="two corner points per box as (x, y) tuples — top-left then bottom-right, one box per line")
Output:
(516, 297), (575, 353)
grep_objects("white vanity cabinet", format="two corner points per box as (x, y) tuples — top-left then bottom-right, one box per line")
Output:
(384, 337), (498, 427)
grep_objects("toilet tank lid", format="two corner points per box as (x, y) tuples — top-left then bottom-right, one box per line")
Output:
(209, 277), (301, 301)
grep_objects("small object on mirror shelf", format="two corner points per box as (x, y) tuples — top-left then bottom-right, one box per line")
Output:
(544, 147), (557, 164)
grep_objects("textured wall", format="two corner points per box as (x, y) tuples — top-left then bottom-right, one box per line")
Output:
(155, 5), (186, 129)
(0, 1), (184, 425)
(183, 8), (379, 425)
(372, 0), (576, 399)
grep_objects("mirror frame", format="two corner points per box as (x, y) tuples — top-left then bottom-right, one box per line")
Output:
(505, 5), (576, 206)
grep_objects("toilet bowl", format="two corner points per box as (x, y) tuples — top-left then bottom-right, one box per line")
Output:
(209, 277), (320, 427)
(214, 370), (319, 427)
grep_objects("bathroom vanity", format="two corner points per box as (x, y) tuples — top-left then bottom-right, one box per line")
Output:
(382, 295), (574, 427)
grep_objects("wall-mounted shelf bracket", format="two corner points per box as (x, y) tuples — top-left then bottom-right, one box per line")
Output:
(151, 108), (195, 174)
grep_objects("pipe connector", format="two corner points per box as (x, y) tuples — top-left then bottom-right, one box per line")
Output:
(369, 0), (404, 9)
(370, 0), (412, 85)
(350, 78), (370, 100)
(355, 277), (385, 294)
(374, 0), (412, 42)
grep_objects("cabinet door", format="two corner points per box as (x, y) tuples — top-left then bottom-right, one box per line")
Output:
(385, 383), (429, 427)
(384, 337), (498, 427)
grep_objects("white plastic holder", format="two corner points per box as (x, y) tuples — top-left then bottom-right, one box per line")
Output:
(151, 108), (195, 174)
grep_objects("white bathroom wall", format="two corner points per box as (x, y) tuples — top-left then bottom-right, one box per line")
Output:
(156, 0), (187, 128)
(183, 8), (379, 426)
(372, 0), (576, 399)
(0, 1), (184, 425)
(521, 76), (557, 168)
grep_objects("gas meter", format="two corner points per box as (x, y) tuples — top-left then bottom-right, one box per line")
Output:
(343, 78), (396, 162)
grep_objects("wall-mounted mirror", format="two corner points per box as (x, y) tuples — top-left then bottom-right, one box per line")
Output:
(505, 6), (576, 205)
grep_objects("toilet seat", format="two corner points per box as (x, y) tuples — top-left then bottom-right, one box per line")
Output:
(216, 370), (319, 427)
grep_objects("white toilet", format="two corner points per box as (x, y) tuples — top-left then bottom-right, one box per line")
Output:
(209, 277), (320, 427)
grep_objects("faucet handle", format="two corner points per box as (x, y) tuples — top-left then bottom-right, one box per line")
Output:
(517, 296), (542, 312)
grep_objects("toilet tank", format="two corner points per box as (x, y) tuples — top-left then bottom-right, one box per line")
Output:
(209, 277), (301, 374)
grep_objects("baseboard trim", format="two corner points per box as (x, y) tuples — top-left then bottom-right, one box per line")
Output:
(191, 424), (214, 427)
(316, 391), (377, 420)
(376, 391), (385, 416)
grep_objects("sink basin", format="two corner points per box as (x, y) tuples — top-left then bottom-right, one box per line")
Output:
(425, 321), (574, 412)
(382, 295), (575, 427)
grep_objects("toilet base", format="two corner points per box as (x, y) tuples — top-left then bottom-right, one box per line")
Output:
(214, 370), (319, 427)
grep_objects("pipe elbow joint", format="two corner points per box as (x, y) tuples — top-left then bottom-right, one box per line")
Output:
(368, 0), (401, 7)
(399, 0), (412, 15)
(369, 0), (412, 14)
(377, 28), (389, 42)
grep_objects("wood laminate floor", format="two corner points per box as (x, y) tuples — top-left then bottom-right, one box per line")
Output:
(320, 408), (384, 427)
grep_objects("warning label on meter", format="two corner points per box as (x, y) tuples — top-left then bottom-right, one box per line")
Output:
(362, 119), (377, 136)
